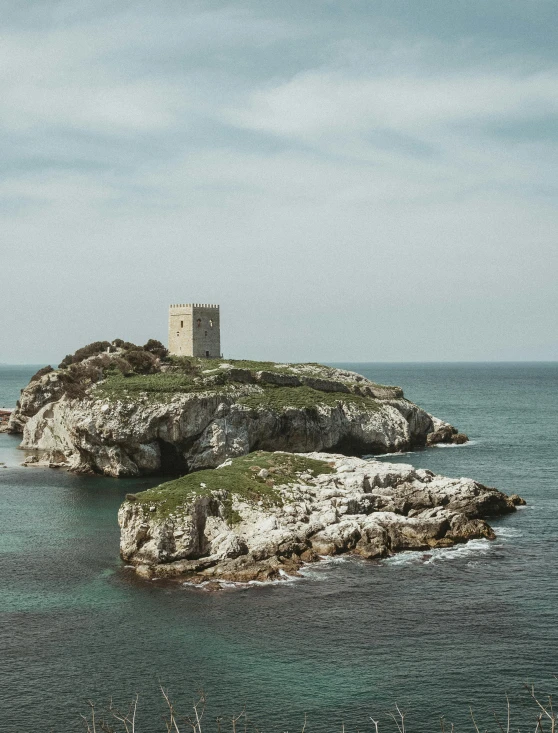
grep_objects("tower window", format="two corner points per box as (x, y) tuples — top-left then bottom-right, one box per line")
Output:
(209, 319), (213, 328)
(176, 332), (179, 337)
(205, 330), (208, 336)
(197, 318), (201, 328)
(180, 320), (183, 328)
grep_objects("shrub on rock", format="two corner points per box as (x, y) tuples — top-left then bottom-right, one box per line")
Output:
(109, 357), (134, 376)
(125, 350), (158, 374)
(58, 341), (112, 368)
(143, 339), (169, 359)
(29, 366), (54, 383)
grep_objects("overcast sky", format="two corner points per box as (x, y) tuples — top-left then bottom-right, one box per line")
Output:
(2, 0), (557, 364)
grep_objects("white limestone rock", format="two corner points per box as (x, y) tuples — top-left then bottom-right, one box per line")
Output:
(11, 362), (468, 477)
(118, 452), (524, 584)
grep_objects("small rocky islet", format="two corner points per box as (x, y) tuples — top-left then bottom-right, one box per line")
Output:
(120, 450), (525, 585)
(8, 340), (523, 584)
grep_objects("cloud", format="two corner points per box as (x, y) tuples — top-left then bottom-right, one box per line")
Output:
(220, 58), (558, 212)
(0, 3), (301, 138)
(228, 67), (558, 141)
(0, 29), (186, 135)
(1, 1), (557, 362)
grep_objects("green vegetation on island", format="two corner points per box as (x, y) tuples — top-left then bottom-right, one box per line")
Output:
(15, 339), (400, 435)
(47, 338), (395, 411)
(238, 385), (381, 412)
(93, 373), (382, 411)
(126, 450), (335, 521)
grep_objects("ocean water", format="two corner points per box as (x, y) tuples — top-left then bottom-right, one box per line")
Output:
(1, 362), (557, 733)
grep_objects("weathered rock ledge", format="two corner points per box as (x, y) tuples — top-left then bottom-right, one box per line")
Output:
(10, 356), (467, 476)
(0, 409), (12, 433)
(119, 451), (524, 585)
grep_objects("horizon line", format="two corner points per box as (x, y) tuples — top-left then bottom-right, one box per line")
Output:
(1, 359), (557, 367)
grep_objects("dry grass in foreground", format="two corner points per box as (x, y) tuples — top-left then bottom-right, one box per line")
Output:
(80, 684), (557, 733)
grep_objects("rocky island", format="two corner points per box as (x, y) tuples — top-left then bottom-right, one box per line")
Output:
(120, 450), (524, 584)
(9, 339), (522, 583)
(8, 339), (466, 476)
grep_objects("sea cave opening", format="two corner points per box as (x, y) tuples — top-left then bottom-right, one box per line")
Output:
(157, 439), (188, 476)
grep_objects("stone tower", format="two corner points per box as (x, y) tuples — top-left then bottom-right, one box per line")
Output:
(168, 303), (221, 358)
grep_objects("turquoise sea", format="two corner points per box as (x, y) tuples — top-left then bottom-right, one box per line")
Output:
(1, 363), (557, 732)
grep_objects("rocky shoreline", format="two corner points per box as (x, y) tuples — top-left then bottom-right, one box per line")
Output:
(119, 451), (524, 585)
(9, 354), (467, 476)
(8, 345), (519, 589)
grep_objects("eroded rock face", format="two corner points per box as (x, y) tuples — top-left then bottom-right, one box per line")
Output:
(12, 362), (466, 476)
(119, 453), (523, 583)
(8, 369), (65, 433)
(0, 409), (12, 433)
(18, 391), (451, 476)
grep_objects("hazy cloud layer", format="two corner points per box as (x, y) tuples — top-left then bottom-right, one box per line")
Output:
(2, 0), (557, 363)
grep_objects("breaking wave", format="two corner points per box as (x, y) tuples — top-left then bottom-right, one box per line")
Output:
(180, 524), (523, 589)
(382, 538), (493, 567)
(435, 440), (477, 448)
(493, 526), (523, 538)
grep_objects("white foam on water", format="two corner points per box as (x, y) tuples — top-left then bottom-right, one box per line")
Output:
(316, 554), (350, 564)
(248, 575), (301, 587)
(181, 569), (303, 591)
(180, 526), (521, 589)
(299, 565), (340, 581)
(493, 526), (523, 538)
(434, 440), (477, 448)
(382, 537), (492, 567)
(365, 451), (416, 459)
(298, 554), (369, 581)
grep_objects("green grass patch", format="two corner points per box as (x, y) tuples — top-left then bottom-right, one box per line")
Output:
(224, 359), (318, 372)
(169, 356), (328, 375)
(94, 360), (307, 402)
(129, 451), (335, 521)
(94, 373), (236, 402)
(168, 356), (320, 374)
(238, 385), (381, 412)
(97, 373), (197, 394)
(94, 361), (393, 408)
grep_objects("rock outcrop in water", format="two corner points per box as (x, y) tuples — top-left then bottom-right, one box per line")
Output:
(9, 349), (467, 476)
(118, 451), (524, 584)
(0, 409), (13, 433)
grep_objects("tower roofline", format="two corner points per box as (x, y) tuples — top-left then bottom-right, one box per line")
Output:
(169, 303), (220, 309)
